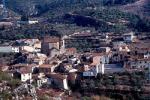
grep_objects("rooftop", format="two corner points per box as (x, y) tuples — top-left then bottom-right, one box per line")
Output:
(46, 73), (67, 81)
(43, 36), (60, 43)
(12, 64), (37, 68)
(39, 64), (56, 68)
(19, 66), (32, 74)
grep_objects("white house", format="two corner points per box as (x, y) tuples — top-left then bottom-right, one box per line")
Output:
(13, 67), (32, 82)
(82, 53), (111, 76)
(21, 46), (41, 53)
(12, 64), (37, 82)
(83, 65), (99, 77)
(82, 63), (105, 76)
(144, 52), (150, 59)
(18, 20), (38, 25)
(16, 39), (41, 53)
(119, 45), (130, 52)
(91, 53), (124, 74)
(31, 73), (48, 87)
(99, 55), (110, 64)
(37, 78), (48, 87)
(47, 73), (69, 90)
(123, 32), (135, 42)
(21, 72), (32, 82)
(92, 53), (110, 64)
(36, 76), (48, 88)
(96, 64), (105, 74)
(0, 46), (19, 53)
(50, 48), (60, 58)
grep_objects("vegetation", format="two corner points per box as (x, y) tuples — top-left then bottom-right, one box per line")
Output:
(0, 71), (21, 87)
(0, 0), (147, 41)
(0, 71), (21, 99)
(81, 95), (112, 100)
(103, 0), (139, 6)
(38, 95), (49, 100)
(5, 0), (140, 16)
(72, 71), (149, 100)
(0, 71), (11, 81)
(72, 8), (150, 32)
(0, 91), (12, 100)
(0, 7), (149, 41)
(0, 22), (96, 40)
(0, 53), (16, 65)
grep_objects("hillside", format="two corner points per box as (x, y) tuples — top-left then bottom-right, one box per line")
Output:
(0, 5), (20, 20)
(120, 0), (150, 18)
(4, 0), (144, 16)
(0, 0), (149, 41)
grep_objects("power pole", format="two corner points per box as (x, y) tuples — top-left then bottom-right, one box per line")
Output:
(148, 63), (150, 83)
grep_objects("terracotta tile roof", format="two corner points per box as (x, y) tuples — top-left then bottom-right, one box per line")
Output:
(90, 62), (98, 66)
(39, 64), (56, 68)
(66, 48), (77, 53)
(20, 67), (32, 74)
(43, 36), (60, 43)
(12, 64), (37, 68)
(46, 73), (67, 81)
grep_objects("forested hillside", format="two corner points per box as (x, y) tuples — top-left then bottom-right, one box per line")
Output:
(120, 0), (150, 18)
(0, 0), (149, 41)
(4, 0), (142, 16)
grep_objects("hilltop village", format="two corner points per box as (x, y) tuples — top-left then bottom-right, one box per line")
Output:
(0, 0), (150, 99)
(0, 30), (150, 100)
